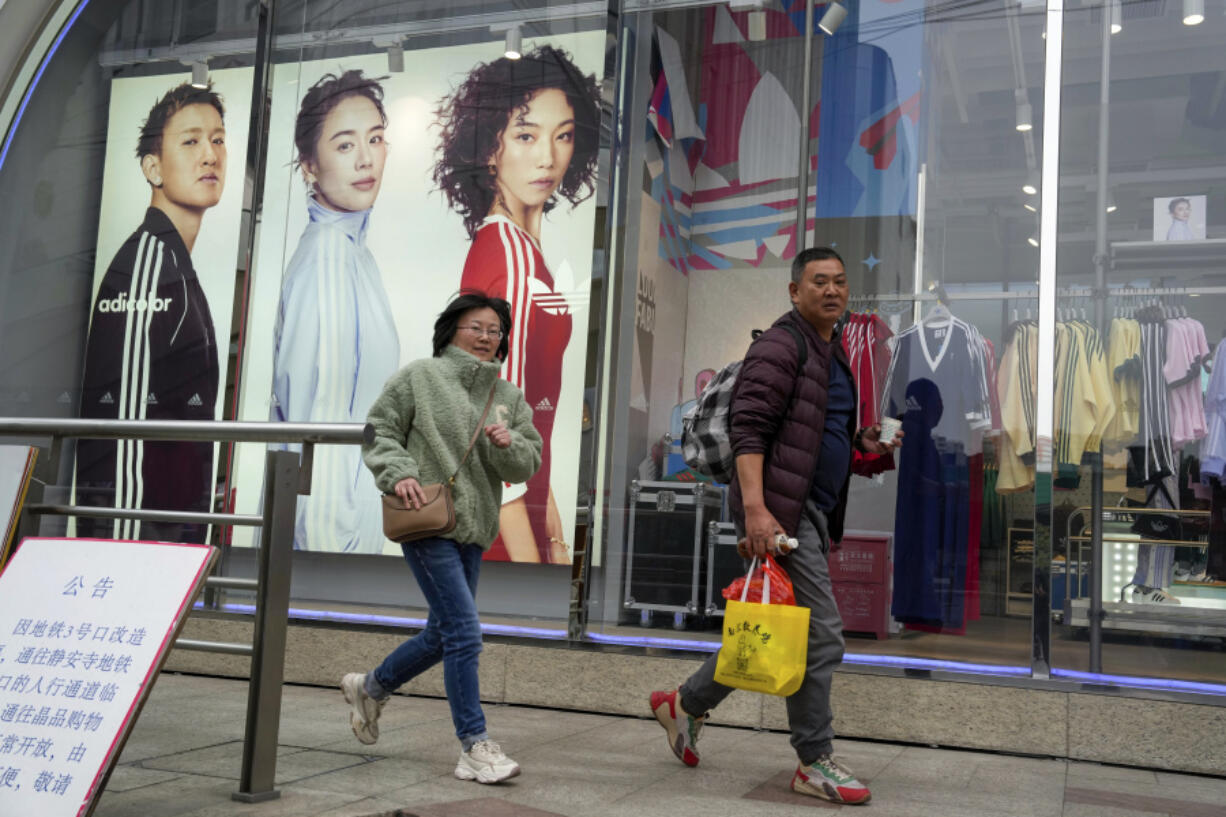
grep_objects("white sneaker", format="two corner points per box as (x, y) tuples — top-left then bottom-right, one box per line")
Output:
(1132, 586), (1181, 604)
(455, 739), (521, 783)
(341, 672), (384, 745)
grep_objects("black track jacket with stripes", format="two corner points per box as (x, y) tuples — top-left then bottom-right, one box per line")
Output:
(75, 207), (219, 543)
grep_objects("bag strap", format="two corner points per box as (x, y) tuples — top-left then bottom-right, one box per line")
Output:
(750, 324), (809, 370)
(737, 556), (771, 606)
(739, 556), (759, 603)
(450, 383), (499, 485)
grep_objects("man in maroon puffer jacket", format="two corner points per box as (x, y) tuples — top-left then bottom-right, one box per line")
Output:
(650, 246), (902, 805)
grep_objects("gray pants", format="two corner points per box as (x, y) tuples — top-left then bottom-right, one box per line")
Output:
(680, 499), (845, 764)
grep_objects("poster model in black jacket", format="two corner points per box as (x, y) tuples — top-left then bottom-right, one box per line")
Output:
(75, 82), (228, 544)
(76, 207), (220, 543)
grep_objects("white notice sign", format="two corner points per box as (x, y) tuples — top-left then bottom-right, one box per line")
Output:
(0, 538), (216, 816)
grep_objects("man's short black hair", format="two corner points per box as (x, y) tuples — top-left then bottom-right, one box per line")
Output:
(136, 81), (226, 160)
(433, 291), (512, 361)
(791, 247), (845, 283)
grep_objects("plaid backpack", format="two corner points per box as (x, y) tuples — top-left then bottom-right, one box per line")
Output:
(681, 324), (808, 483)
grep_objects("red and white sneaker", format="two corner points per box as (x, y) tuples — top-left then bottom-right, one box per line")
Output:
(791, 754), (872, 804)
(650, 689), (704, 767)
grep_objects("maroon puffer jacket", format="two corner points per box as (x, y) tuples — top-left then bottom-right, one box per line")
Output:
(728, 309), (857, 543)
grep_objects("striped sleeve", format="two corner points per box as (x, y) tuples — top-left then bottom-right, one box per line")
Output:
(461, 222), (534, 392)
(113, 231), (164, 539)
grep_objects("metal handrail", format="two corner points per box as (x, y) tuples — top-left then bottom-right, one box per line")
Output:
(0, 417), (363, 803)
(24, 504), (263, 527)
(0, 417), (372, 445)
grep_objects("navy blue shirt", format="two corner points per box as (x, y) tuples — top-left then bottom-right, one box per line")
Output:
(811, 352), (855, 511)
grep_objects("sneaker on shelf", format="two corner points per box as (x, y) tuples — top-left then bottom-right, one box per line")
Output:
(650, 689), (704, 767)
(340, 672), (384, 745)
(455, 739), (521, 783)
(791, 754), (872, 805)
(1132, 586), (1181, 604)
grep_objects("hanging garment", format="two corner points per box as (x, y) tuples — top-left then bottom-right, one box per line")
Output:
(1200, 337), (1226, 480)
(1054, 320), (1116, 490)
(842, 311), (896, 476)
(882, 313), (989, 631)
(996, 321), (1038, 492)
(1129, 310), (1178, 486)
(1165, 316), (1210, 448)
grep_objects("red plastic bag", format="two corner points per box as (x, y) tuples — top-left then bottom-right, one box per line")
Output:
(721, 553), (796, 605)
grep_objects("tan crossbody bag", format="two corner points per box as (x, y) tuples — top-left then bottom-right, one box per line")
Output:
(381, 383), (498, 543)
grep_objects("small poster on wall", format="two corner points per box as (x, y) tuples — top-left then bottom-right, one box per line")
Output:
(1152, 194), (1206, 241)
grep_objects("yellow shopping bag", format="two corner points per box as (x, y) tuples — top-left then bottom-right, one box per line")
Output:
(713, 556), (810, 696)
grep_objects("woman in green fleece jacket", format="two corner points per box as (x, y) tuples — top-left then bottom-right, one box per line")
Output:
(341, 292), (541, 784)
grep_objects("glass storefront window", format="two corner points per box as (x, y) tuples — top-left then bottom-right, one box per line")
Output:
(589, 0), (1049, 675)
(1049, 0), (1226, 686)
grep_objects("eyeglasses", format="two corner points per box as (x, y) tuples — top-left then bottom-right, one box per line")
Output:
(460, 324), (504, 339)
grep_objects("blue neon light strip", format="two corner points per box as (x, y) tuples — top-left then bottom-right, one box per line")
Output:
(191, 601), (1225, 696)
(1051, 668), (1226, 697)
(193, 601), (569, 640)
(0, 0), (92, 174)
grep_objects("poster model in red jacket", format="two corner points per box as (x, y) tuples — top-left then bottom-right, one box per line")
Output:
(435, 44), (601, 563)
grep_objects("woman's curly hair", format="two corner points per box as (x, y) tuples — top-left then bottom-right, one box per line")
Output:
(433, 44), (602, 239)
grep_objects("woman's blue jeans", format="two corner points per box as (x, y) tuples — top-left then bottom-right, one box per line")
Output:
(369, 537), (486, 742)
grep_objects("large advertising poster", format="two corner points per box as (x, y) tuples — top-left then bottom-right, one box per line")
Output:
(231, 32), (603, 563)
(73, 70), (250, 544)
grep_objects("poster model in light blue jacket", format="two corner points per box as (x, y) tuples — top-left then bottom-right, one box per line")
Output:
(272, 196), (400, 553)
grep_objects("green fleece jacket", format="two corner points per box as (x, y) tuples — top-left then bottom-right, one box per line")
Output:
(363, 345), (542, 548)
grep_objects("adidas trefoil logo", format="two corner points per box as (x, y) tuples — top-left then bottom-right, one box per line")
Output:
(535, 397), (554, 412)
(187, 393), (203, 407)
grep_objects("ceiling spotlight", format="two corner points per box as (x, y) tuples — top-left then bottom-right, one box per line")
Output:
(1023, 182), (1038, 196)
(504, 24), (522, 60)
(386, 44), (404, 73)
(1028, 233), (1040, 248)
(748, 9), (768, 41)
(1110, 0), (1122, 34)
(1016, 99), (1033, 132)
(1183, 0), (1204, 25)
(818, 2), (848, 36)
(190, 60), (208, 89)
(1024, 202), (1038, 212)
(1106, 192), (1117, 214)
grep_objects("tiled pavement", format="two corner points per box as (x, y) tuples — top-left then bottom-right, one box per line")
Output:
(94, 674), (1226, 817)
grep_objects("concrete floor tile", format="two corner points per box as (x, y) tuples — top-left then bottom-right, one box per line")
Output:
(1153, 770), (1226, 797)
(177, 785), (367, 817)
(275, 749), (375, 785)
(288, 756), (442, 797)
(875, 746), (983, 788)
(476, 704), (615, 750)
(376, 777), (522, 814)
(1069, 778), (1226, 807)
(828, 738), (908, 779)
(309, 795), (417, 817)
(115, 732), (246, 766)
(93, 773), (241, 817)
(135, 740), (309, 780)
(1062, 803), (1170, 817)
(102, 764), (186, 793)
(1068, 760), (1160, 785)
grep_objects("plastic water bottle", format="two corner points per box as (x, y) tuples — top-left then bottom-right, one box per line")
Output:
(775, 533), (800, 553)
